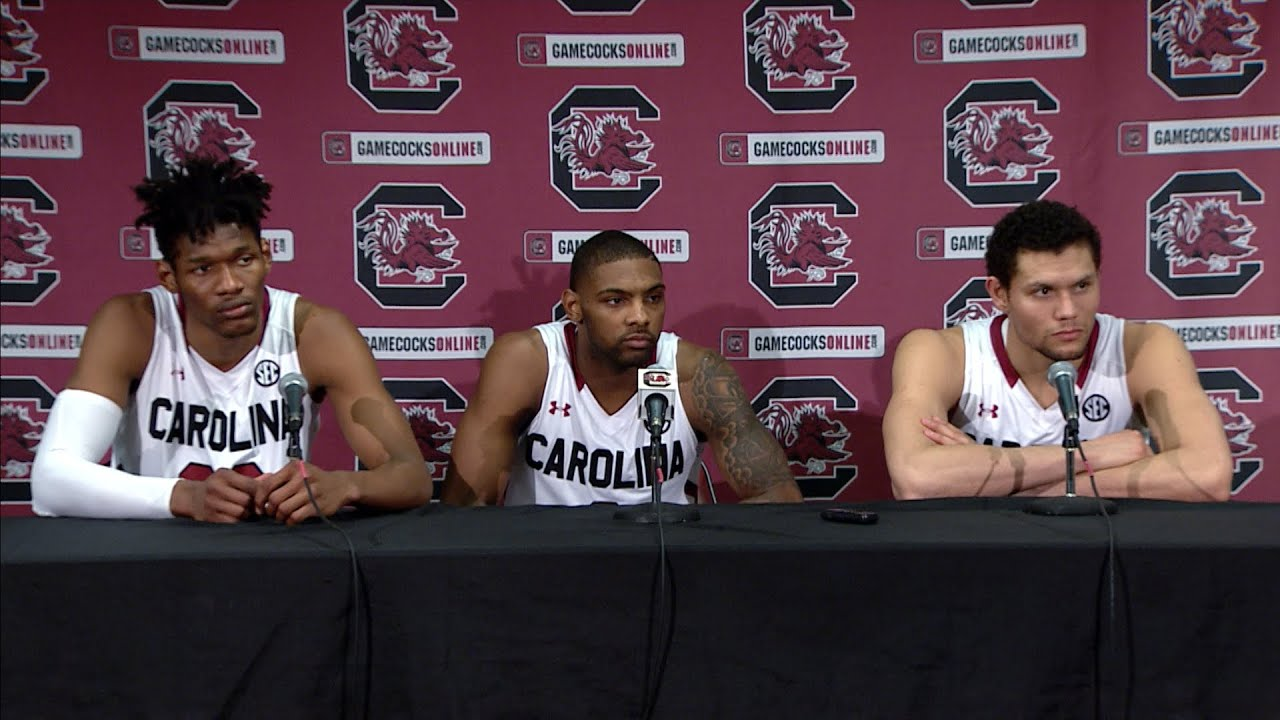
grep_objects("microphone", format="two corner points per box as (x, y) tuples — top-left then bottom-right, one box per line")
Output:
(638, 365), (675, 439)
(280, 372), (308, 434)
(1047, 361), (1079, 427)
(614, 364), (699, 524)
(1025, 360), (1118, 515)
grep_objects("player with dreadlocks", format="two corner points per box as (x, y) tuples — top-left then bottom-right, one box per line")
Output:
(32, 158), (430, 522)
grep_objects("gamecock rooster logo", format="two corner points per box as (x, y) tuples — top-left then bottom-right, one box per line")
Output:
(357, 210), (459, 284)
(746, 11), (849, 87)
(1153, 0), (1260, 72)
(752, 209), (851, 281)
(147, 107), (256, 172)
(553, 112), (654, 186)
(347, 9), (453, 86)
(1, 402), (42, 478)
(759, 403), (851, 474)
(1212, 395), (1256, 457)
(1150, 197), (1256, 272)
(945, 301), (998, 327)
(947, 106), (1054, 181)
(0, 2), (39, 77)
(403, 403), (455, 469)
(1, 204), (51, 279)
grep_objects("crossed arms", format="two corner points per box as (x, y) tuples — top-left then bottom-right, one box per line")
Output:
(882, 323), (1231, 501)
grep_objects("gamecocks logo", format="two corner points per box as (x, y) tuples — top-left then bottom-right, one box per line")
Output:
(948, 107), (1053, 180)
(743, 0), (855, 113)
(353, 183), (466, 308)
(1198, 368), (1263, 494)
(1, 176), (58, 306)
(358, 211), (459, 282)
(752, 377), (858, 499)
(749, 183), (858, 308)
(143, 81), (260, 179)
(1153, 198), (1256, 271)
(1146, 170), (1264, 298)
(345, 0), (460, 112)
(944, 79), (1060, 207)
(0, 2), (47, 105)
(376, 378), (467, 500)
(753, 209), (851, 281)
(549, 86), (660, 212)
(1148, 0), (1265, 99)
(1, 376), (55, 515)
(554, 114), (653, 186)
(943, 277), (997, 328)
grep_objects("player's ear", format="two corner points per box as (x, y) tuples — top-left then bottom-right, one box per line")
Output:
(259, 237), (273, 271)
(985, 276), (1008, 313)
(156, 259), (178, 293)
(561, 288), (582, 323)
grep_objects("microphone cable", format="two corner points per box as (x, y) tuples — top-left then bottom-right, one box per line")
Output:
(1077, 446), (1132, 719)
(702, 461), (718, 505)
(639, 464), (679, 720)
(297, 460), (370, 720)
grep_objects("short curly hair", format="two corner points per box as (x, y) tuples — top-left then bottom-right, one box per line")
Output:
(985, 200), (1101, 287)
(568, 230), (659, 291)
(133, 158), (273, 264)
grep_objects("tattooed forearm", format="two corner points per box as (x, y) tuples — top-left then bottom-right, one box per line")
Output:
(691, 352), (800, 501)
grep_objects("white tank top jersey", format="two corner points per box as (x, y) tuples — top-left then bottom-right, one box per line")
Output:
(504, 321), (704, 506)
(950, 313), (1135, 449)
(111, 286), (318, 481)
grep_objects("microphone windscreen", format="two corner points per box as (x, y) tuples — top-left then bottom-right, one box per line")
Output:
(281, 372), (307, 394)
(1046, 361), (1076, 385)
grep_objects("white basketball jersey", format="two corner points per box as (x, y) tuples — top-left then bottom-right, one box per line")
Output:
(950, 313), (1133, 448)
(111, 286), (318, 481)
(505, 321), (703, 506)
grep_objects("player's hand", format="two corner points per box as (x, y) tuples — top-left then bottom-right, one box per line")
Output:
(173, 469), (257, 523)
(256, 461), (354, 526)
(1079, 429), (1153, 470)
(920, 416), (975, 447)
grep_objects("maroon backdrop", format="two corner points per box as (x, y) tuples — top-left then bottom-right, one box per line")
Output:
(2, 0), (1276, 511)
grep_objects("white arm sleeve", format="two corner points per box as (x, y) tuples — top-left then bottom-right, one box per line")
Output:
(31, 388), (178, 519)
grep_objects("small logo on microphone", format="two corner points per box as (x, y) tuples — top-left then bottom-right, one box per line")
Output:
(641, 370), (672, 388)
(1081, 394), (1110, 422)
(548, 400), (571, 417)
(253, 359), (280, 387)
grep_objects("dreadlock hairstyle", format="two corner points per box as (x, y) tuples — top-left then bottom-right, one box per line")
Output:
(568, 230), (659, 291)
(133, 158), (273, 264)
(985, 200), (1101, 288)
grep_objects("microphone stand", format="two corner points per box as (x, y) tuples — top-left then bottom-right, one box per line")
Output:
(1026, 420), (1117, 516)
(615, 421), (700, 524)
(286, 416), (302, 460)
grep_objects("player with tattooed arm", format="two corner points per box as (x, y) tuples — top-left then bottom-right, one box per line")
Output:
(443, 230), (802, 506)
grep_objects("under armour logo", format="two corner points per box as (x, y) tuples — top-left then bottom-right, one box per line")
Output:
(170, 368), (186, 381)
(548, 401), (571, 417)
(978, 403), (998, 419)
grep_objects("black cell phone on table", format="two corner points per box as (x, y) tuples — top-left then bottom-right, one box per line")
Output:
(820, 508), (879, 525)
